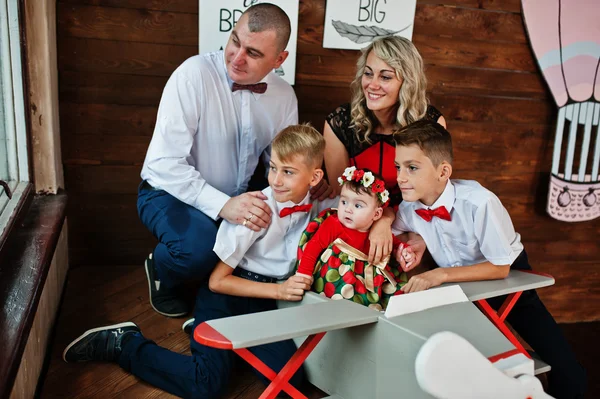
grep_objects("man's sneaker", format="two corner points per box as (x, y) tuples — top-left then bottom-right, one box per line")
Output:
(62, 322), (140, 363)
(182, 318), (195, 335)
(145, 253), (188, 317)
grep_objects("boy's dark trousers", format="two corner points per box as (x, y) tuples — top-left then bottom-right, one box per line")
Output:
(117, 283), (305, 399)
(486, 250), (586, 399)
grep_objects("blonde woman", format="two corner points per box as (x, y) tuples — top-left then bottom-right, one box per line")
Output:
(312, 36), (445, 264)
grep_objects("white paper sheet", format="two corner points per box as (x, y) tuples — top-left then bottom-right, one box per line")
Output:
(384, 285), (469, 318)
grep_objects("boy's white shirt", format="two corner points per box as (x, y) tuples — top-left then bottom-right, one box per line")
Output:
(392, 179), (523, 268)
(213, 187), (338, 279)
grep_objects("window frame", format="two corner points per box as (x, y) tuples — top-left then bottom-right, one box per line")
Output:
(0, 0), (32, 248)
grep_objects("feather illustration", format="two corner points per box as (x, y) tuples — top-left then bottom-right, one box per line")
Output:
(331, 20), (411, 44)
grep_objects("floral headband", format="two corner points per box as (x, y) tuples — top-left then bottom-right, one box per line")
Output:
(337, 166), (390, 207)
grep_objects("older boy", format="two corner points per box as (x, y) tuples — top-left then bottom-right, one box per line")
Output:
(391, 120), (586, 399)
(63, 125), (337, 399)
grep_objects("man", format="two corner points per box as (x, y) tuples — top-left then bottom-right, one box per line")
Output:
(138, 3), (297, 317)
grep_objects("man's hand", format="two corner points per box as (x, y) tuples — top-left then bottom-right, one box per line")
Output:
(219, 191), (272, 231)
(401, 268), (445, 293)
(398, 234), (426, 272)
(277, 275), (312, 301)
(309, 179), (335, 201)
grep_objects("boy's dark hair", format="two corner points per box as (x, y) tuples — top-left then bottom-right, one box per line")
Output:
(340, 169), (386, 206)
(393, 120), (453, 166)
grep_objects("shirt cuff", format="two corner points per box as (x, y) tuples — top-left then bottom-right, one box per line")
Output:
(486, 252), (518, 266)
(196, 186), (231, 221)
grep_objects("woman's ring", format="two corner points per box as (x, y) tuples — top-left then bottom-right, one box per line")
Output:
(248, 213), (255, 222)
(243, 219), (248, 227)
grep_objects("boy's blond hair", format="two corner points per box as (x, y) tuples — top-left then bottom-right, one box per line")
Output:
(393, 120), (453, 167)
(272, 124), (325, 168)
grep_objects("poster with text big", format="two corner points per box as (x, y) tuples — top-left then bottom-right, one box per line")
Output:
(199, 0), (299, 85)
(323, 0), (417, 50)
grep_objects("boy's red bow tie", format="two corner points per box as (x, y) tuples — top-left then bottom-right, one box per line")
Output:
(279, 204), (313, 218)
(415, 206), (452, 222)
(231, 82), (268, 94)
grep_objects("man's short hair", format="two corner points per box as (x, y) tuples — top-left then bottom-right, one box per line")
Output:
(243, 3), (291, 52)
(272, 124), (325, 168)
(393, 120), (453, 166)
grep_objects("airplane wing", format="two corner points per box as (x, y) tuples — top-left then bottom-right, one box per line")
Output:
(195, 297), (379, 349)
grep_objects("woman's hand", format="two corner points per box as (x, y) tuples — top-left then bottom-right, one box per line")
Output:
(310, 179), (335, 201)
(368, 218), (394, 264)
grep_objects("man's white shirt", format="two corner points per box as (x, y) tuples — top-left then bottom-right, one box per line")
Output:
(214, 188), (338, 279)
(141, 51), (298, 220)
(392, 180), (523, 268)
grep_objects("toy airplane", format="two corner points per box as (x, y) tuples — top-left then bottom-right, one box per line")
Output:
(195, 270), (554, 399)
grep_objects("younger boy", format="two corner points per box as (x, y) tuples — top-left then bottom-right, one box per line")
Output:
(62, 124), (337, 398)
(391, 120), (586, 399)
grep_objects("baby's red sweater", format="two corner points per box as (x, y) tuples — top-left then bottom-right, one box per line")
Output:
(297, 214), (404, 275)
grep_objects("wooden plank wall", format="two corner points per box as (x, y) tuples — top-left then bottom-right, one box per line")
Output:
(57, 0), (600, 322)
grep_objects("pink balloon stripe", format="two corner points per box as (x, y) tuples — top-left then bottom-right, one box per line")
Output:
(560, 0), (600, 47)
(563, 56), (600, 102)
(522, 0), (568, 106)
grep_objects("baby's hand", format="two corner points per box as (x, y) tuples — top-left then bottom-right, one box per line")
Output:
(402, 247), (415, 264)
(396, 244), (416, 272)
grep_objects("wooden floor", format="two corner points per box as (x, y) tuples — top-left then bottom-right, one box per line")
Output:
(39, 266), (599, 398)
(39, 265), (325, 398)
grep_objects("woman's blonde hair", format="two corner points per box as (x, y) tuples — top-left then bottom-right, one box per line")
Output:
(350, 36), (428, 143)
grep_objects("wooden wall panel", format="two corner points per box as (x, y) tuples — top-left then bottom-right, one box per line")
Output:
(59, 103), (156, 137)
(60, 0), (198, 13)
(57, 0), (599, 322)
(58, 37), (196, 77)
(57, 3), (198, 45)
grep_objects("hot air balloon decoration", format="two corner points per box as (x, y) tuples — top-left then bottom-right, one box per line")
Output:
(522, 0), (600, 222)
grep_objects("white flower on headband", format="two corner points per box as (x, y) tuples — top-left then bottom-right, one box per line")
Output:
(362, 172), (374, 188)
(380, 190), (389, 204)
(342, 166), (356, 180)
(338, 166), (391, 207)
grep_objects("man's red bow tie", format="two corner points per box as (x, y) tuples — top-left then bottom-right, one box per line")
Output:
(231, 82), (268, 94)
(279, 204), (313, 218)
(415, 206), (452, 222)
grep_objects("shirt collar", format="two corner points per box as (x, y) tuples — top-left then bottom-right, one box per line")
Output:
(274, 191), (311, 216)
(417, 180), (455, 212)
